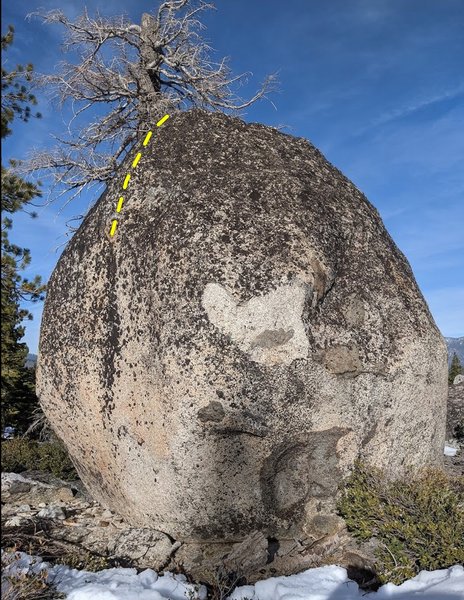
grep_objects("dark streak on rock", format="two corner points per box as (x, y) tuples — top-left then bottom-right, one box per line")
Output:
(100, 247), (121, 422)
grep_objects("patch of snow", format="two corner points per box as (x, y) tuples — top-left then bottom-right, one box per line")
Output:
(372, 565), (464, 598)
(2, 551), (207, 600)
(229, 565), (359, 599)
(1, 472), (55, 488)
(2, 426), (15, 439)
(53, 566), (206, 600)
(2, 552), (464, 600)
(444, 445), (458, 457)
(1, 551), (47, 577)
(230, 564), (464, 600)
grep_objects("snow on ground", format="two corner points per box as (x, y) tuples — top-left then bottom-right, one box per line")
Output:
(230, 564), (464, 599)
(2, 551), (464, 600)
(1, 551), (207, 600)
(1, 471), (55, 488)
(444, 445), (458, 457)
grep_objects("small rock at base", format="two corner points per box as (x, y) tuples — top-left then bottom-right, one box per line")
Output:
(37, 505), (66, 520)
(5, 516), (30, 527)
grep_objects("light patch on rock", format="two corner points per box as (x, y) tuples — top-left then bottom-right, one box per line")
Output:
(202, 281), (310, 366)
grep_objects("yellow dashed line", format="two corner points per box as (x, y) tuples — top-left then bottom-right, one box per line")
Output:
(110, 220), (118, 237)
(108, 115), (169, 238)
(123, 173), (131, 189)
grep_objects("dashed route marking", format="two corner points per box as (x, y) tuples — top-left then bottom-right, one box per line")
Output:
(123, 174), (131, 189)
(109, 114), (170, 238)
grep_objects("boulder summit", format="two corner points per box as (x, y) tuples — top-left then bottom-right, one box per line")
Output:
(37, 110), (447, 554)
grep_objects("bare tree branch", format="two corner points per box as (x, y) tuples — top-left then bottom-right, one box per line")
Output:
(18, 1), (277, 209)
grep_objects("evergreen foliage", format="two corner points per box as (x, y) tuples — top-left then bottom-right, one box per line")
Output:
(449, 351), (463, 384)
(338, 462), (464, 585)
(1, 26), (45, 431)
(1, 437), (77, 480)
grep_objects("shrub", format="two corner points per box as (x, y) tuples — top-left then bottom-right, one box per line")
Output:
(55, 551), (110, 572)
(1, 438), (77, 481)
(1, 439), (38, 473)
(337, 461), (464, 584)
(36, 442), (77, 480)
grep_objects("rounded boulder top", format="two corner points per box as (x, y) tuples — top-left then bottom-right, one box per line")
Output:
(37, 109), (447, 544)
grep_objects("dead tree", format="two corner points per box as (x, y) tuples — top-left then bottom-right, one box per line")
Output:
(23, 1), (276, 205)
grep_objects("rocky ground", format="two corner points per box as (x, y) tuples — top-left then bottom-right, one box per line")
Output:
(3, 450), (462, 591)
(2, 383), (462, 590)
(443, 451), (464, 478)
(1, 469), (380, 589)
(1, 459), (461, 592)
(447, 381), (464, 438)
(443, 446), (464, 478)
(1, 470), (179, 572)
(444, 381), (464, 477)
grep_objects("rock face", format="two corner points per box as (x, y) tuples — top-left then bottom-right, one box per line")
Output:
(37, 110), (447, 549)
(447, 381), (464, 440)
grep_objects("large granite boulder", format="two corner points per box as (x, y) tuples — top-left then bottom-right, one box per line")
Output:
(37, 110), (447, 549)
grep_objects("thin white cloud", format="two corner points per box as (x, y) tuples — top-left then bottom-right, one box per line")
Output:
(372, 84), (464, 127)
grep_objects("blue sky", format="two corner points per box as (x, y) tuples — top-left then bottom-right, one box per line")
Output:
(2, 0), (464, 352)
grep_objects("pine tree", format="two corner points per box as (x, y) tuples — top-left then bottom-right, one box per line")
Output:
(1, 26), (45, 432)
(449, 352), (463, 384)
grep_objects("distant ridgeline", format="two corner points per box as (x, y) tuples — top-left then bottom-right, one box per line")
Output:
(25, 354), (38, 369)
(446, 337), (464, 366)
